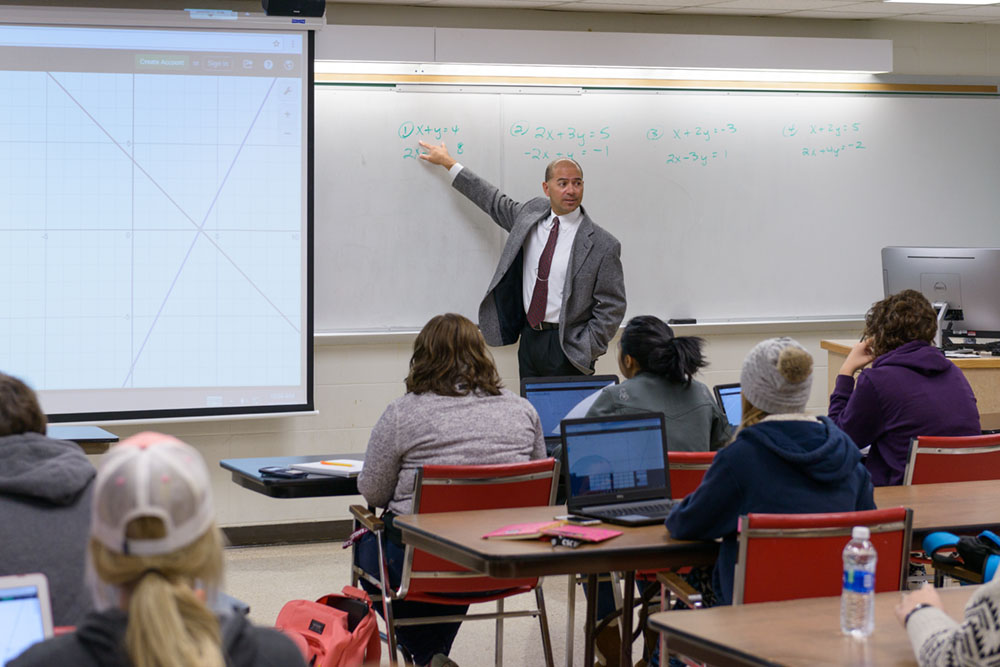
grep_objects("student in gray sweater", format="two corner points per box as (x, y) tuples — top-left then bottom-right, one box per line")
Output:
(0, 372), (96, 627)
(356, 313), (546, 666)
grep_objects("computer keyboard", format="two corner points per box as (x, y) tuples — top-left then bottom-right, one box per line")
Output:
(594, 499), (679, 518)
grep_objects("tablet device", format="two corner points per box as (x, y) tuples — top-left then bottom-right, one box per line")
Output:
(0, 572), (54, 665)
(713, 383), (742, 429)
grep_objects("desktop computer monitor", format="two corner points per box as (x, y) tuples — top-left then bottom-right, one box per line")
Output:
(881, 247), (1000, 335)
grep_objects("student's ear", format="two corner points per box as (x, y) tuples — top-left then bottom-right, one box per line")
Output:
(620, 353), (639, 378)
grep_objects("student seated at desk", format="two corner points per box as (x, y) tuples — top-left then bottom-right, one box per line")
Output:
(11, 432), (305, 667)
(666, 338), (875, 606)
(586, 315), (731, 451)
(581, 315), (730, 663)
(356, 313), (546, 666)
(0, 372), (95, 627)
(897, 578), (1000, 666)
(828, 289), (981, 486)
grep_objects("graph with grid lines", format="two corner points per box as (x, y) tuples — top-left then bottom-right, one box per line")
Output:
(0, 70), (304, 392)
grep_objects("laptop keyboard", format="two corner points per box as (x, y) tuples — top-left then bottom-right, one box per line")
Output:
(590, 498), (680, 518)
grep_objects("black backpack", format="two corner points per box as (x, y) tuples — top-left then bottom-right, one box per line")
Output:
(923, 530), (1000, 581)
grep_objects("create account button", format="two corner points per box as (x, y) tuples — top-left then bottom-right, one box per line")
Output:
(135, 54), (188, 70)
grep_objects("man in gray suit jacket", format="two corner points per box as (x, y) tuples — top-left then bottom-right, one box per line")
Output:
(419, 141), (626, 377)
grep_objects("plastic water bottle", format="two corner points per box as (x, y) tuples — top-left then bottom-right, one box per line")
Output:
(841, 525), (877, 638)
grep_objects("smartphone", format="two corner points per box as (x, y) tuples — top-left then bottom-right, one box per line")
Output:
(555, 514), (601, 526)
(259, 466), (309, 479)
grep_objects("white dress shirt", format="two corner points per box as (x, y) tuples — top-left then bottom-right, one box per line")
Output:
(520, 209), (581, 323)
(449, 163), (581, 324)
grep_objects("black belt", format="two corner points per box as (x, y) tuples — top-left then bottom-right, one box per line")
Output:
(529, 321), (559, 331)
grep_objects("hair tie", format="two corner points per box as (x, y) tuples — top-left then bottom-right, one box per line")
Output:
(139, 568), (168, 580)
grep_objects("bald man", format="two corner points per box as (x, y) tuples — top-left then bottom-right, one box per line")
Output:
(419, 141), (626, 378)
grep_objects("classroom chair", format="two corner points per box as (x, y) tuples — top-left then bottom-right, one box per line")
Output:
(903, 433), (1000, 485)
(732, 507), (912, 605)
(350, 459), (558, 667)
(903, 433), (1000, 585)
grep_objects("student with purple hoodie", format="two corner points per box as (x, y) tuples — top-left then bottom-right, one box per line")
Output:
(828, 289), (981, 486)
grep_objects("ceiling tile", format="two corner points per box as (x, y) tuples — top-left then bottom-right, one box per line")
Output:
(888, 11), (988, 19)
(922, 4), (1000, 15)
(575, 0), (697, 6)
(552, 1), (680, 8)
(667, 4), (789, 12)
(701, 0), (861, 10)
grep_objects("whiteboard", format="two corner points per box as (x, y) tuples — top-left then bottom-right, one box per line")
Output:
(315, 85), (1000, 333)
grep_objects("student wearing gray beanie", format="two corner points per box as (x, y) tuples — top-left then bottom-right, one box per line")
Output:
(666, 337), (874, 605)
(739, 337), (814, 427)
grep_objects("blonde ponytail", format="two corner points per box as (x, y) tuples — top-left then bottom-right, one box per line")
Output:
(90, 519), (225, 667)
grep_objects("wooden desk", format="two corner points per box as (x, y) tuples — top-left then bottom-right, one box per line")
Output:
(820, 339), (1000, 430)
(649, 585), (973, 666)
(394, 483), (1000, 666)
(875, 480), (1000, 536)
(220, 454), (363, 499)
(394, 504), (718, 667)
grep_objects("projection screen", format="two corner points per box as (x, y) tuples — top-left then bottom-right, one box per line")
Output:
(0, 11), (314, 421)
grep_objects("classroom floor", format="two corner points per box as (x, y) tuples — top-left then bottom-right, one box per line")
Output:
(225, 540), (649, 667)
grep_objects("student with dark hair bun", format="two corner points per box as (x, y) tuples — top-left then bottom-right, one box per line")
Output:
(586, 315), (731, 451)
(581, 317), (730, 664)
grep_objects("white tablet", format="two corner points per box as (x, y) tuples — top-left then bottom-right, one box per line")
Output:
(0, 573), (54, 665)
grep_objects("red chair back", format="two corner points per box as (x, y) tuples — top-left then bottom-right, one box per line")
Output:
(733, 507), (912, 605)
(403, 458), (558, 601)
(667, 451), (715, 499)
(904, 434), (1000, 485)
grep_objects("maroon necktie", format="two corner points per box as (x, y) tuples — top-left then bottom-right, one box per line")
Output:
(526, 217), (559, 328)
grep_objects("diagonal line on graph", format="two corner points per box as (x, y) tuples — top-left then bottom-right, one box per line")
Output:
(46, 73), (297, 332)
(120, 76), (290, 387)
(44, 73), (300, 386)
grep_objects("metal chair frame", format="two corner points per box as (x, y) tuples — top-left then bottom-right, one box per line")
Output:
(351, 459), (559, 667)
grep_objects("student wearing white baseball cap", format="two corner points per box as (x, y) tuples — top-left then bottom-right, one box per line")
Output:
(11, 432), (306, 667)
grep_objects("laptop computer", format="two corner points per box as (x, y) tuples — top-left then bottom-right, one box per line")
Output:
(521, 375), (619, 453)
(560, 412), (678, 526)
(0, 573), (53, 666)
(713, 383), (742, 429)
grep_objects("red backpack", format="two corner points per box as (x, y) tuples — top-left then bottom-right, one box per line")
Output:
(275, 586), (381, 667)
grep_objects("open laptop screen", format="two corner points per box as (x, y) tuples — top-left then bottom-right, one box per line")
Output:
(714, 383), (742, 428)
(561, 413), (669, 504)
(520, 375), (618, 440)
(0, 574), (53, 666)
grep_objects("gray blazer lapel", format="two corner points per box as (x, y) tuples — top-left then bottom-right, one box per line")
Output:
(562, 213), (594, 306)
(571, 214), (595, 278)
(489, 211), (547, 292)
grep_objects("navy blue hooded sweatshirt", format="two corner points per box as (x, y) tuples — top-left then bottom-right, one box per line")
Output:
(665, 416), (875, 605)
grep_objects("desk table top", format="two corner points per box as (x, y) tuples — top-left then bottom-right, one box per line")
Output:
(220, 453), (364, 499)
(650, 585), (972, 667)
(394, 504), (718, 579)
(874, 480), (1000, 535)
(392, 481), (1000, 580)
